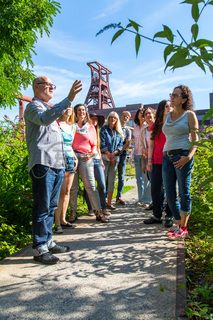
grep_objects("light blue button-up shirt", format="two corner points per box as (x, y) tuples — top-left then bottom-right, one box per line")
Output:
(24, 97), (71, 171)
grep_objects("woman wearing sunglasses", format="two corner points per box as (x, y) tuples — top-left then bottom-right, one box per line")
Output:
(162, 85), (199, 240)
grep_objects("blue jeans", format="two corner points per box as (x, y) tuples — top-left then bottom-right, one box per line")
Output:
(134, 155), (151, 203)
(30, 165), (64, 253)
(151, 164), (172, 220)
(162, 151), (194, 221)
(85, 158), (106, 210)
(103, 158), (119, 193)
(116, 153), (127, 199)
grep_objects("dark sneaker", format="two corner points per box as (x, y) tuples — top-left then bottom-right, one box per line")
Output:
(164, 218), (174, 228)
(54, 225), (63, 234)
(145, 203), (153, 211)
(143, 217), (162, 224)
(49, 244), (71, 254)
(34, 252), (59, 265)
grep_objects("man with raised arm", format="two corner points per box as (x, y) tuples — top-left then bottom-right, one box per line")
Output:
(24, 76), (82, 265)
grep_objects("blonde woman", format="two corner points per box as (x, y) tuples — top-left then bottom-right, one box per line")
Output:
(100, 111), (123, 209)
(54, 107), (78, 234)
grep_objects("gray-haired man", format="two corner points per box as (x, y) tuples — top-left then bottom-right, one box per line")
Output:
(24, 76), (82, 265)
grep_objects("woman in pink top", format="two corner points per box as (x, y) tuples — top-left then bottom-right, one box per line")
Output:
(143, 100), (173, 227)
(72, 104), (109, 223)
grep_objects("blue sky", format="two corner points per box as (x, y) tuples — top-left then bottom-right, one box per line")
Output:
(1, 0), (213, 120)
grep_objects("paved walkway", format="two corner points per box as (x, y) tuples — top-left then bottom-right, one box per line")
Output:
(0, 187), (182, 320)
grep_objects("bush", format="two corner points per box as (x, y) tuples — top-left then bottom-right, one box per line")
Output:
(185, 126), (213, 319)
(0, 118), (32, 259)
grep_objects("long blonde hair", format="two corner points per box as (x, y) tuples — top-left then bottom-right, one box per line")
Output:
(58, 108), (75, 125)
(106, 111), (124, 139)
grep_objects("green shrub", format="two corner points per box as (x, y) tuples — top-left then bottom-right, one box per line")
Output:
(185, 126), (213, 319)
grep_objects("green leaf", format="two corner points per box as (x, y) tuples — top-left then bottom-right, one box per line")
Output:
(164, 45), (174, 62)
(153, 30), (166, 39)
(181, 0), (198, 4)
(135, 33), (141, 56)
(202, 108), (213, 124)
(208, 0), (213, 4)
(111, 29), (125, 44)
(191, 3), (200, 22)
(194, 59), (206, 72)
(191, 23), (199, 40)
(163, 25), (174, 43)
(173, 58), (192, 69)
(165, 48), (189, 70)
(208, 157), (213, 171)
(128, 19), (142, 32)
(193, 39), (213, 48)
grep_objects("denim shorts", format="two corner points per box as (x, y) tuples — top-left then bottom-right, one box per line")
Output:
(65, 156), (76, 173)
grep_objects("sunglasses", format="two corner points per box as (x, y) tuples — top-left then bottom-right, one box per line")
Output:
(169, 93), (182, 98)
(37, 82), (56, 90)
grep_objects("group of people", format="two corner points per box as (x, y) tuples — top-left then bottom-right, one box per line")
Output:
(24, 75), (199, 265)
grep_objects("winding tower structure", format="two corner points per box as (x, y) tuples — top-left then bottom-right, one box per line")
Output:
(85, 61), (115, 111)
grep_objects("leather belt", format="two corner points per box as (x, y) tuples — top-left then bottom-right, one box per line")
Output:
(163, 149), (184, 156)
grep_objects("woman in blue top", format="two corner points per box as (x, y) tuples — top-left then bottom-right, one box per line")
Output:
(54, 107), (78, 233)
(162, 85), (199, 240)
(100, 111), (123, 210)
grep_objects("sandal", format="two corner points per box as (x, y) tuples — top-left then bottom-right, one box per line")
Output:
(68, 210), (78, 223)
(61, 222), (75, 228)
(95, 211), (110, 223)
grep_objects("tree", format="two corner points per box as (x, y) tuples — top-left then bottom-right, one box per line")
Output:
(97, 0), (213, 75)
(0, 0), (61, 108)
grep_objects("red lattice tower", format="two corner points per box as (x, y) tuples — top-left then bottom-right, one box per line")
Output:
(85, 61), (115, 111)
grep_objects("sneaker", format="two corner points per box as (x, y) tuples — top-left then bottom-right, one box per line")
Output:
(145, 203), (153, 210)
(49, 244), (71, 254)
(54, 225), (64, 234)
(168, 227), (188, 240)
(167, 226), (179, 236)
(164, 218), (174, 228)
(88, 210), (95, 216)
(116, 197), (126, 205)
(136, 202), (144, 207)
(34, 252), (59, 265)
(102, 209), (111, 216)
(143, 217), (162, 224)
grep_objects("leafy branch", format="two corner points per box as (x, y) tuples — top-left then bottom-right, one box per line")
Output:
(96, 0), (213, 74)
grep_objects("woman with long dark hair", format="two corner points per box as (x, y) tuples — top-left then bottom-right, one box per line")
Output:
(143, 100), (173, 227)
(162, 85), (199, 239)
(72, 104), (109, 223)
(84, 113), (109, 216)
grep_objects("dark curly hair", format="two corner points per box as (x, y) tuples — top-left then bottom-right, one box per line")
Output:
(151, 100), (168, 140)
(174, 85), (194, 110)
(134, 107), (144, 125)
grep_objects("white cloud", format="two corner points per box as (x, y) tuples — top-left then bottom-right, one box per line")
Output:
(109, 62), (211, 107)
(37, 31), (97, 62)
(93, 0), (129, 20)
(142, 1), (180, 30)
